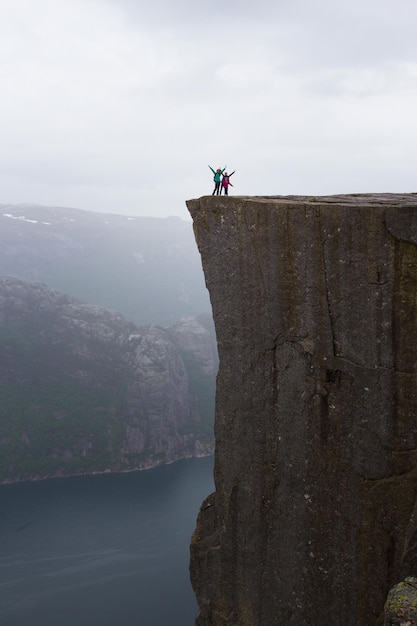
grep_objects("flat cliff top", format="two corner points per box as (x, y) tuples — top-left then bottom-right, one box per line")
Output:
(187, 193), (417, 248)
(188, 192), (417, 209)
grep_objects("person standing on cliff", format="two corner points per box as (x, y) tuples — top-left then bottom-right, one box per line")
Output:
(221, 170), (235, 195)
(208, 165), (226, 196)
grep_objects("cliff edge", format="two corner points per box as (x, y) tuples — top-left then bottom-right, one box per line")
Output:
(187, 194), (417, 625)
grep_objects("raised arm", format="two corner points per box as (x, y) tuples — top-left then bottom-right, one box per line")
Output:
(208, 165), (215, 174)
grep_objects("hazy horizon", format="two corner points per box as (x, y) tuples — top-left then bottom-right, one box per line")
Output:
(1, 0), (416, 220)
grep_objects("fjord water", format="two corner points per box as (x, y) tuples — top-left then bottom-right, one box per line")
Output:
(0, 456), (213, 626)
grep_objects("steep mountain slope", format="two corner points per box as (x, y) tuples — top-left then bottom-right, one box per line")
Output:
(0, 277), (215, 483)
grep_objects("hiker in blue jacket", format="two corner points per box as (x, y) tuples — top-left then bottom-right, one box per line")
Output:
(208, 165), (226, 196)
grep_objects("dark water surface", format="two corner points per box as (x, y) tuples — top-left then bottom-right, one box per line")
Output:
(0, 456), (214, 626)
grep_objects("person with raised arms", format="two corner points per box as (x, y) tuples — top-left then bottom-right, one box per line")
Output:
(208, 165), (226, 196)
(221, 170), (235, 195)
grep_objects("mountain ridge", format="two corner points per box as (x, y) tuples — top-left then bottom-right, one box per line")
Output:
(0, 203), (210, 326)
(0, 275), (215, 483)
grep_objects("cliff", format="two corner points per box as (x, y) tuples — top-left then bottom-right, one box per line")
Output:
(0, 277), (215, 482)
(187, 194), (417, 625)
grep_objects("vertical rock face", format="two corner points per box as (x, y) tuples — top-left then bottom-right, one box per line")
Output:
(187, 195), (417, 626)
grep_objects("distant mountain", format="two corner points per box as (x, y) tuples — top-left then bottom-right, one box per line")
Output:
(0, 204), (210, 326)
(0, 277), (216, 483)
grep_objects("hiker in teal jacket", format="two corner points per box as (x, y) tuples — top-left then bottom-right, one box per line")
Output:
(209, 165), (226, 196)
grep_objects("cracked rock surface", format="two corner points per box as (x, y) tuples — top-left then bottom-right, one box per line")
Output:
(187, 194), (417, 626)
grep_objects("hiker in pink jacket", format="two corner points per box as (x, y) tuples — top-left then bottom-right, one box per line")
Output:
(221, 170), (235, 195)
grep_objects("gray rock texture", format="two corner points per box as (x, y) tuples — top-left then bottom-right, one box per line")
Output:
(0, 276), (214, 482)
(187, 194), (417, 625)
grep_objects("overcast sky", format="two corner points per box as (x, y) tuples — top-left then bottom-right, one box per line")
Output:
(1, 0), (416, 219)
